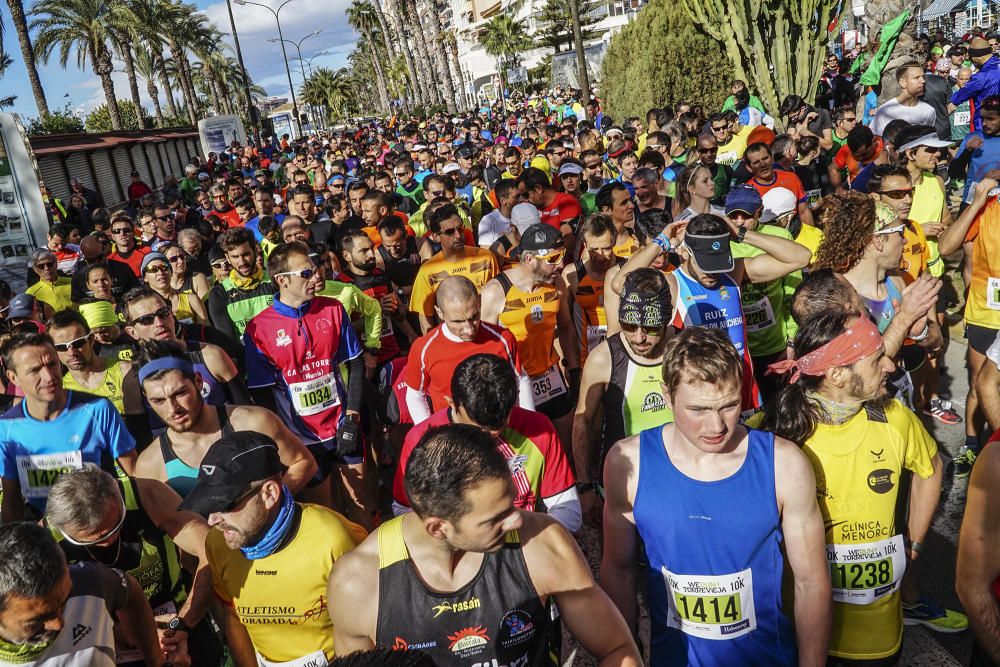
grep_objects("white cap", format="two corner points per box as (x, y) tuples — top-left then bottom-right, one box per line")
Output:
(510, 202), (541, 234)
(897, 132), (953, 153)
(442, 162), (461, 174)
(760, 187), (798, 223)
(558, 162), (583, 176)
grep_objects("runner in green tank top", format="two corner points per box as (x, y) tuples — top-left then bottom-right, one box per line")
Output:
(572, 268), (674, 528)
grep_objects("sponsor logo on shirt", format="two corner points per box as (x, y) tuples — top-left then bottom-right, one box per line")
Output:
(498, 609), (536, 650)
(432, 597), (481, 618)
(393, 637), (438, 650)
(641, 392), (665, 413)
(867, 469), (896, 494)
(447, 626), (489, 659)
(72, 623), (92, 645)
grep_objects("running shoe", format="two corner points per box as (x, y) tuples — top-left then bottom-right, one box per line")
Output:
(923, 399), (963, 425)
(902, 596), (969, 633)
(953, 446), (978, 478)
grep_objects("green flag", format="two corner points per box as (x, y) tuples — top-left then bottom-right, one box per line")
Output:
(859, 10), (913, 86)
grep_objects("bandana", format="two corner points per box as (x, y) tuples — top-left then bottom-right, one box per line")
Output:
(78, 300), (118, 329)
(969, 45), (993, 57)
(240, 485), (296, 560)
(767, 317), (882, 383)
(619, 282), (670, 328)
(874, 202), (897, 231)
(229, 264), (265, 291)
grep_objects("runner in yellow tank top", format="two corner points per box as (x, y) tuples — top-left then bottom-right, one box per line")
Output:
(563, 215), (620, 365)
(901, 132), (953, 278)
(482, 224), (577, 451)
(48, 311), (138, 416)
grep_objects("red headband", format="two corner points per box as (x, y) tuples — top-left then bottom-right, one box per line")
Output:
(768, 317), (882, 383)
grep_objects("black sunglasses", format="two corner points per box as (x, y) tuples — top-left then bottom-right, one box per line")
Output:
(131, 306), (172, 326)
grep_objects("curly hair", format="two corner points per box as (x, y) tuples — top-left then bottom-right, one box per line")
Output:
(813, 192), (876, 273)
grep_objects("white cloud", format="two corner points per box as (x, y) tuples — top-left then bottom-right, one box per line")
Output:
(197, 0), (358, 99)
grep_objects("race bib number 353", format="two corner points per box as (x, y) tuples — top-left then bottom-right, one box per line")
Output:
(663, 567), (756, 641)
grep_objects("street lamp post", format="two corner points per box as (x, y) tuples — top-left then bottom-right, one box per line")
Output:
(269, 29), (321, 132)
(233, 0), (303, 137)
(224, 0), (260, 144)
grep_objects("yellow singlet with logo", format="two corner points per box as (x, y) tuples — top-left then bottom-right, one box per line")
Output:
(206, 503), (366, 664)
(965, 197), (1000, 329)
(801, 400), (937, 660)
(497, 274), (560, 377)
(61, 358), (126, 414)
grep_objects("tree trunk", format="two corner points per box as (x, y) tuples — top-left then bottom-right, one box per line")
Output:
(386, 0), (422, 107)
(180, 56), (199, 123)
(209, 75), (223, 115)
(445, 32), (464, 111)
(424, 0), (457, 112)
(860, 0), (920, 104)
(405, 0), (442, 106)
(159, 69), (179, 118)
(6, 0), (48, 116)
(94, 50), (123, 130)
(120, 44), (146, 128)
(147, 79), (165, 126)
(367, 40), (391, 114)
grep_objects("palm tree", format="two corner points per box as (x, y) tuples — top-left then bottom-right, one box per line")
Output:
(108, 2), (147, 129)
(405, 0), (443, 107)
(383, 0), (424, 107)
(301, 66), (356, 121)
(424, 0), (457, 113)
(0, 54), (17, 109)
(130, 0), (179, 118)
(346, 0), (390, 115)
(31, 0), (124, 129)
(479, 13), (532, 100)
(6, 0), (49, 116)
(133, 43), (165, 125)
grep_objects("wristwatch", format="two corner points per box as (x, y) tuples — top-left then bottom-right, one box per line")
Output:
(734, 225), (748, 243)
(576, 481), (597, 494)
(167, 616), (189, 634)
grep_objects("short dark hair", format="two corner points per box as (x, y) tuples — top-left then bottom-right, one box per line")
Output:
(404, 423), (512, 523)
(451, 354), (517, 430)
(596, 182), (628, 211)
(135, 338), (196, 384)
(291, 184), (315, 201)
(0, 523), (67, 613)
(47, 309), (90, 334)
(846, 125), (875, 153)
(579, 213), (616, 241)
(340, 228), (371, 254)
(120, 286), (167, 322)
(376, 215), (407, 238)
(218, 227), (256, 253)
(1, 332), (53, 374)
(267, 240), (311, 277)
(427, 203), (461, 234)
(494, 179), (519, 201)
(895, 61), (923, 83)
(516, 167), (550, 192)
(867, 164), (911, 194)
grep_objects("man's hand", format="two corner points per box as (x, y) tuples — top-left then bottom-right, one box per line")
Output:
(378, 293), (399, 314)
(363, 350), (377, 379)
(157, 625), (190, 667)
(967, 135), (985, 151)
(921, 222), (945, 237)
(896, 274), (941, 324)
(580, 488), (603, 529)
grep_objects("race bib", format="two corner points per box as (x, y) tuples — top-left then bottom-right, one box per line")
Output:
(988, 277), (1000, 311)
(257, 650), (328, 667)
(288, 374), (341, 417)
(381, 317), (394, 336)
(531, 365), (567, 403)
(586, 324), (607, 352)
(827, 535), (906, 605)
(955, 110), (971, 126)
(16, 451), (83, 499)
(806, 188), (822, 206)
(116, 602), (177, 663)
(662, 567), (756, 640)
(742, 297), (776, 333)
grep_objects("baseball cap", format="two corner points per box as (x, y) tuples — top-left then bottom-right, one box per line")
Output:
(896, 132), (953, 153)
(197, 172), (210, 180)
(684, 231), (734, 274)
(510, 202), (541, 234)
(442, 162), (461, 175)
(253, 168), (267, 178)
(8, 293), (34, 319)
(455, 144), (476, 159)
(558, 163), (584, 177)
(760, 187), (797, 223)
(724, 185), (763, 216)
(178, 431), (287, 517)
(519, 223), (564, 255)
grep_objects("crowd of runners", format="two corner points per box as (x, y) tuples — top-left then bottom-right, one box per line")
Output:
(4, 27), (1000, 667)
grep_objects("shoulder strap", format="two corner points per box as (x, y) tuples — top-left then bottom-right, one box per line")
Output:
(217, 405), (235, 436)
(377, 516), (410, 569)
(158, 430), (176, 463)
(864, 404), (889, 423)
(573, 259), (585, 279)
(496, 272), (513, 296)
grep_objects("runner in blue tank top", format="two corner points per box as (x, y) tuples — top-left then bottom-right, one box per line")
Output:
(601, 327), (832, 666)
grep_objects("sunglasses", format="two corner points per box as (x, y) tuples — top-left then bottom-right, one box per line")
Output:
(57, 499), (127, 546)
(145, 263), (170, 275)
(427, 190), (446, 198)
(35, 262), (56, 270)
(167, 255), (186, 264)
(111, 227), (132, 234)
(697, 147), (718, 154)
(155, 214), (172, 221)
(878, 188), (913, 200)
(874, 221), (913, 236)
(224, 485), (261, 512)
(535, 250), (565, 265)
(711, 125), (728, 132)
(53, 333), (91, 352)
(438, 226), (463, 237)
(584, 162), (602, 169)
(620, 322), (663, 335)
(131, 306), (172, 326)
(274, 268), (317, 280)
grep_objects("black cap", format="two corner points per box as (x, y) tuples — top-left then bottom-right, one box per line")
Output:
(455, 144), (476, 159)
(684, 232), (734, 274)
(519, 223), (564, 255)
(178, 432), (286, 517)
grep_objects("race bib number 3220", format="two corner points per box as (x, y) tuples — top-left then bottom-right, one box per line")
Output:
(662, 567), (756, 640)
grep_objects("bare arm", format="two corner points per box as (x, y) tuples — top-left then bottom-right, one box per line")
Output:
(976, 361), (1000, 432)
(117, 450), (137, 476)
(479, 280), (505, 325)
(238, 406), (318, 494)
(328, 544), (379, 653)
(118, 572), (164, 667)
(604, 265), (623, 336)
(939, 173), (997, 255)
(599, 437), (642, 633)
(556, 275), (579, 372)
(879, 275), (941, 358)
(572, 344), (610, 484)
(188, 292), (209, 325)
(213, 599), (256, 667)
(418, 312), (435, 335)
(957, 443), (1000, 663)
(739, 227), (812, 284)
(774, 438), (831, 667)
(526, 516), (641, 666)
(907, 453), (943, 551)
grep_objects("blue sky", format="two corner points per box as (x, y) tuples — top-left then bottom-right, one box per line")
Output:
(0, 0), (359, 121)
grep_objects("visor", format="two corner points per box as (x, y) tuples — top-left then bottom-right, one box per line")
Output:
(683, 232), (734, 274)
(896, 133), (954, 153)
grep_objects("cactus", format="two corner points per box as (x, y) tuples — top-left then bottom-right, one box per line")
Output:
(679, 0), (841, 113)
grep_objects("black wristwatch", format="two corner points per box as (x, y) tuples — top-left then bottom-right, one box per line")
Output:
(576, 481), (596, 494)
(735, 225), (748, 243)
(167, 617), (189, 634)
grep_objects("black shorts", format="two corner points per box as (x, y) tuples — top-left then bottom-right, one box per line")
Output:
(305, 439), (364, 486)
(967, 323), (1000, 356)
(536, 391), (573, 421)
